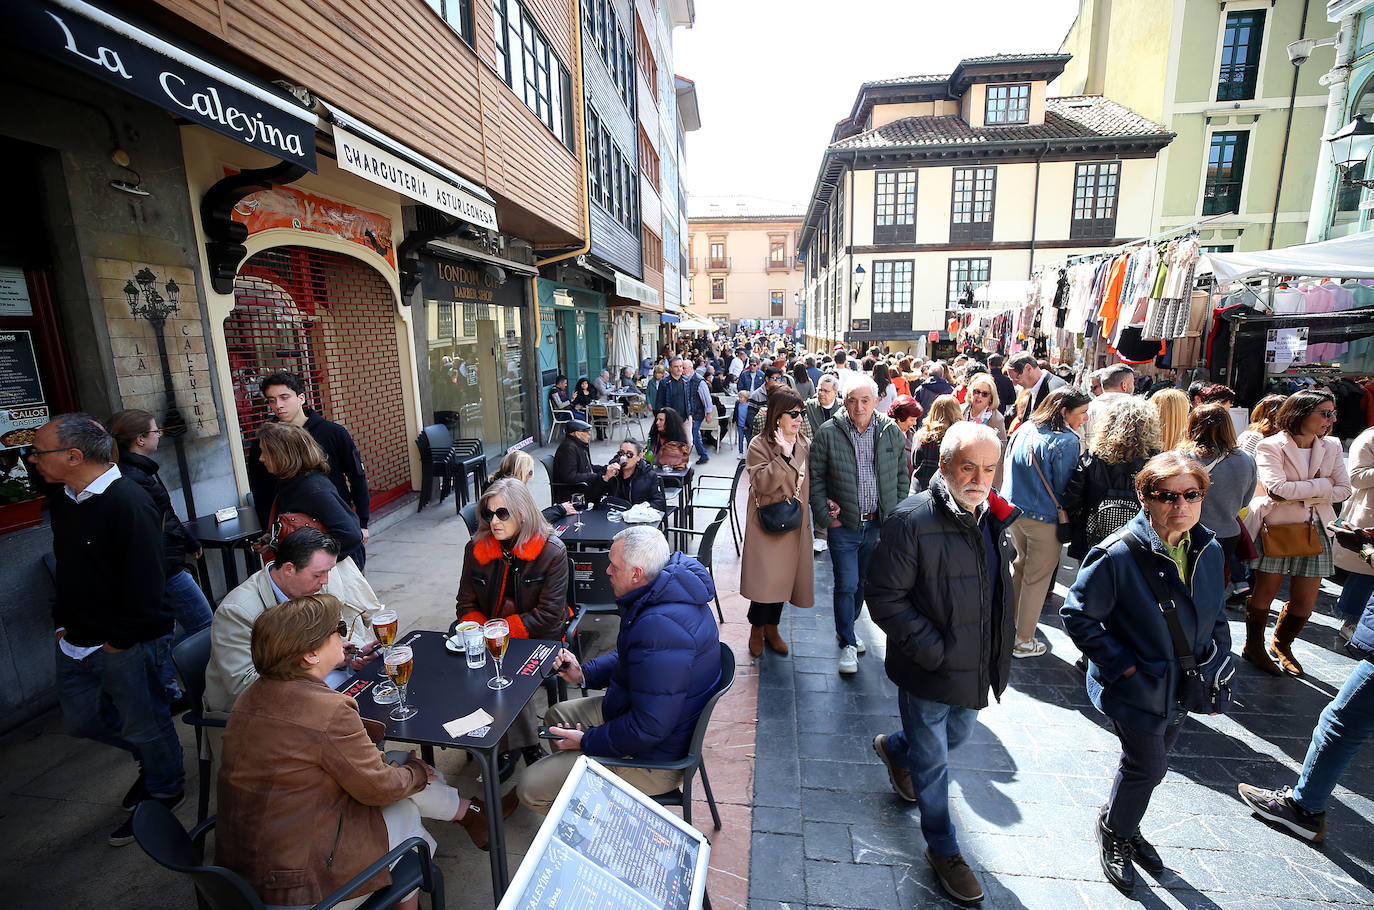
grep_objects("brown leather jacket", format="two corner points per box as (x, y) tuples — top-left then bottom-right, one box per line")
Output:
(216, 677), (427, 907)
(455, 530), (569, 639)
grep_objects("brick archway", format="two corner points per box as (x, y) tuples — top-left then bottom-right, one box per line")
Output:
(226, 245), (410, 509)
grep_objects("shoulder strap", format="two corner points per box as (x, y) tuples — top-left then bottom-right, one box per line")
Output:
(1120, 530), (1198, 672)
(1029, 450), (1063, 510)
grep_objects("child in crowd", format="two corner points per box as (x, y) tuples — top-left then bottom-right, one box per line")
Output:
(735, 390), (752, 454)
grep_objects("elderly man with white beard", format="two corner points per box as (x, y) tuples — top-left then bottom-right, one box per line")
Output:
(865, 422), (1019, 904)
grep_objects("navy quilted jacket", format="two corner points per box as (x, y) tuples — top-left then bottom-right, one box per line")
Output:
(580, 553), (722, 762)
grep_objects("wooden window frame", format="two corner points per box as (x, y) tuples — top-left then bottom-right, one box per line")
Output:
(1217, 9), (1266, 102)
(985, 83), (1031, 125)
(1203, 130), (1249, 216)
(635, 16), (659, 103)
(710, 276), (725, 300)
(946, 257), (991, 308)
(871, 260), (913, 333)
(770, 290), (785, 317)
(638, 126), (660, 191)
(1070, 161), (1120, 241)
(874, 170), (916, 244)
(425, 0), (475, 46)
(950, 167), (996, 243)
(493, 0), (573, 150)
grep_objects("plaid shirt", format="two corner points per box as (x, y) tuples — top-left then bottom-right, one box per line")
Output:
(848, 418), (879, 516)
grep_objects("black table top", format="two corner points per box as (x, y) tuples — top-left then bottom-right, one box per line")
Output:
(186, 508), (263, 546)
(337, 630), (559, 751)
(654, 465), (692, 484)
(554, 508), (666, 549)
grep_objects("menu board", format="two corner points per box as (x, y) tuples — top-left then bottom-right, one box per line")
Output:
(501, 756), (709, 910)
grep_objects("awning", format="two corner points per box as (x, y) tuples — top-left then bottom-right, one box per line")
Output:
(660, 312), (680, 323)
(332, 112), (498, 230)
(614, 272), (661, 307)
(972, 280), (1033, 307)
(17, 0), (320, 171)
(1206, 231), (1374, 283)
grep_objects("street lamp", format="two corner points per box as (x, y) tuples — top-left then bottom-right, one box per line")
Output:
(852, 264), (866, 302)
(1325, 114), (1374, 190)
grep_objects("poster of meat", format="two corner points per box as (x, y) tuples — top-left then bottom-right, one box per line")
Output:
(229, 170), (396, 267)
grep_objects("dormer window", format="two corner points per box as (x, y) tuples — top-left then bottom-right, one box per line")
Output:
(986, 84), (1030, 125)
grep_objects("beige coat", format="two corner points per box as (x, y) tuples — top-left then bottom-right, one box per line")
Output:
(1248, 431), (1352, 539)
(1336, 427), (1374, 576)
(740, 432), (815, 608)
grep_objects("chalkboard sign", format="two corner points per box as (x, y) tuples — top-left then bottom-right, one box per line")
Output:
(0, 330), (44, 408)
(500, 755), (710, 910)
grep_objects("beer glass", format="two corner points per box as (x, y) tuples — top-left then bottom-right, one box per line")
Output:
(384, 645), (417, 721)
(371, 609), (400, 704)
(484, 618), (511, 690)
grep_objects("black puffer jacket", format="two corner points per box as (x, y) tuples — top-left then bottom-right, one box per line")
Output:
(1061, 452), (1150, 559)
(593, 461), (667, 512)
(866, 473), (1020, 709)
(552, 435), (602, 488)
(119, 451), (200, 576)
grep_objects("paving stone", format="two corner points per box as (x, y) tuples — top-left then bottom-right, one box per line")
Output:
(803, 859), (898, 909)
(752, 805), (802, 835)
(801, 820), (852, 862)
(799, 758), (889, 793)
(749, 833), (806, 903)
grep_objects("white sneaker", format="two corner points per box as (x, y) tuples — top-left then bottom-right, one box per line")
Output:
(813, 539), (828, 553)
(837, 634), (866, 655)
(838, 645), (859, 675)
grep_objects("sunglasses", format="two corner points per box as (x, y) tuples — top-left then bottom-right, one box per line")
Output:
(782, 409), (804, 418)
(970, 389), (991, 397)
(481, 506), (513, 521)
(1147, 489), (1206, 504)
(618, 450), (638, 458)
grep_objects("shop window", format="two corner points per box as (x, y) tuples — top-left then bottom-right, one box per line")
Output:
(986, 84), (1030, 125)
(874, 171), (916, 244)
(1203, 130), (1249, 215)
(1070, 162), (1120, 240)
(946, 257), (990, 308)
(950, 167), (995, 243)
(1217, 9), (1266, 102)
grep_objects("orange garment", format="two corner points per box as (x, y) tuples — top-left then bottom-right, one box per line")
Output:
(1097, 255), (1131, 341)
(893, 376), (911, 397)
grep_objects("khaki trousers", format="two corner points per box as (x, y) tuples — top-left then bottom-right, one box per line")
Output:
(517, 696), (682, 815)
(1009, 515), (1063, 641)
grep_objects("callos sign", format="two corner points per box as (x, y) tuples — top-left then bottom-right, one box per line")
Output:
(15, 0), (317, 171)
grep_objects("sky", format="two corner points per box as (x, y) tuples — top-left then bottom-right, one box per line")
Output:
(675, 0), (1083, 213)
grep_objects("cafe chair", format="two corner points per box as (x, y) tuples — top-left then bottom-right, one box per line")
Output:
(546, 408), (573, 446)
(596, 643), (736, 830)
(131, 801), (445, 910)
(688, 459), (747, 555)
(542, 453), (588, 505)
(172, 627), (225, 823)
(446, 437), (488, 510)
(587, 403), (613, 440)
(459, 502), (479, 537)
(665, 508), (728, 624)
(414, 425), (462, 512)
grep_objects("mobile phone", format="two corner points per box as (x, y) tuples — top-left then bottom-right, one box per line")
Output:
(538, 725), (565, 741)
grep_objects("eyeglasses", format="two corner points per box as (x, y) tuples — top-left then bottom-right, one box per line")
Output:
(782, 409), (804, 418)
(144, 428), (165, 437)
(1316, 409), (1336, 419)
(1147, 489), (1206, 504)
(970, 389), (991, 398)
(481, 506), (513, 522)
(22, 445), (71, 457)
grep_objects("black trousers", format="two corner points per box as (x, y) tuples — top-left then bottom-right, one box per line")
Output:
(748, 601), (784, 625)
(1105, 719), (1183, 837)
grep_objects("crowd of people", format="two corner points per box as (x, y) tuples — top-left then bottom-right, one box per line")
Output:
(22, 333), (1374, 907)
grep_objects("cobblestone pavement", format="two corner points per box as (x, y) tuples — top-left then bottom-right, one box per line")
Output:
(747, 554), (1374, 910)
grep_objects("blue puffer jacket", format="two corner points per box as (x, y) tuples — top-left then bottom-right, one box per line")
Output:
(580, 553), (722, 762)
(1060, 511), (1230, 736)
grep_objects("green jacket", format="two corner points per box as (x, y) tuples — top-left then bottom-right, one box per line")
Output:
(803, 397), (841, 441)
(809, 410), (908, 531)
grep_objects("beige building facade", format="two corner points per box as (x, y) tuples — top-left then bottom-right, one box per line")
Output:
(687, 211), (805, 332)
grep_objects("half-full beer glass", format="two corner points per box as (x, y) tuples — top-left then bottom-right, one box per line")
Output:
(371, 609), (400, 704)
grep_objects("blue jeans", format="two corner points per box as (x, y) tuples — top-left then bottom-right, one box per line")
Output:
(166, 569), (213, 638)
(1291, 658), (1374, 813)
(885, 691), (978, 856)
(56, 636), (186, 796)
(1335, 573), (1374, 624)
(738, 422), (752, 453)
(691, 419), (708, 458)
(829, 520), (880, 647)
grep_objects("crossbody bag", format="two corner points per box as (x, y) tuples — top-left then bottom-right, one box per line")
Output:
(1030, 449), (1072, 543)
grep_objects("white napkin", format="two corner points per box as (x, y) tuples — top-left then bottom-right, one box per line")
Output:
(622, 503), (665, 523)
(442, 709), (494, 739)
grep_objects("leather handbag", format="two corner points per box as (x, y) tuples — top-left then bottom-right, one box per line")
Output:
(253, 504), (328, 562)
(1030, 450), (1072, 543)
(655, 440), (691, 469)
(1122, 531), (1234, 715)
(754, 464), (804, 535)
(1259, 507), (1323, 559)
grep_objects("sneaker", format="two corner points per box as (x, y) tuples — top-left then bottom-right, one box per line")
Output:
(838, 645), (858, 675)
(1339, 621), (1357, 643)
(836, 634), (865, 654)
(697, 455), (710, 464)
(110, 791), (184, 846)
(1096, 813), (1136, 893)
(121, 772), (148, 811)
(925, 847), (984, 903)
(813, 539), (828, 553)
(1237, 783), (1327, 842)
(873, 734), (915, 802)
(1228, 581), (1252, 600)
(1013, 637), (1048, 659)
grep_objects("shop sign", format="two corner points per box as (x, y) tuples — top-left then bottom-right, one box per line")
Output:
(16, 0), (317, 171)
(850, 318), (871, 332)
(0, 331), (48, 449)
(0, 268), (32, 317)
(335, 127), (497, 230)
(420, 257), (522, 307)
(229, 171), (396, 267)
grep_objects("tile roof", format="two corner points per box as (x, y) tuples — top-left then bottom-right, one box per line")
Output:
(861, 73), (950, 88)
(830, 96), (1171, 150)
(688, 194), (806, 219)
(958, 52), (1072, 65)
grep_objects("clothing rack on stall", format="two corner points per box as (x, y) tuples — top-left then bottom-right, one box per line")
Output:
(1031, 211), (1235, 278)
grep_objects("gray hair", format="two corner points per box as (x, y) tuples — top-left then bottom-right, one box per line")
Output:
(844, 374), (879, 400)
(51, 413), (115, 463)
(816, 374), (839, 391)
(1007, 351), (1038, 372)
(1096, 364), (1135, 393)
(929, 362), (946, 378)
(939, 421), (1002, 463)
(612, 526), (671, 582)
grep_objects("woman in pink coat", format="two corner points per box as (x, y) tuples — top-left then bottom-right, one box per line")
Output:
(1244, 391), (1351, 676)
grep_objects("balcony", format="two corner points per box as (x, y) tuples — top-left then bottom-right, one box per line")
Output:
(764, 255), (798, 271)
(705, 256), (731, 271)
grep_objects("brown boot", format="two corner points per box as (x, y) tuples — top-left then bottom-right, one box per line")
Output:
(1242, 602), (1281, 676)
(748, 625), (765, 658)
(1270, 603), (1313, 676)
(763, 624), (789, 655)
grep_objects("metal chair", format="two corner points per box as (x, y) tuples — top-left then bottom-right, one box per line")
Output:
(543, 452), (588, 504)
(414, 425), (462, 512)
(131, 800), (445, 910)
(689, 458), (747, 555)
(597, 643), (736, 829)
(587, 403), (613, 441)
(171, 628), (224, 823)
(667, 507), (728, 623)
(546, 408), (573, 445)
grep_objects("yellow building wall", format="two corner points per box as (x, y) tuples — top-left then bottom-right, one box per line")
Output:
(871, 101), (959, 129)
(686, 218), (804, 323)
(916, 169), (954, 244)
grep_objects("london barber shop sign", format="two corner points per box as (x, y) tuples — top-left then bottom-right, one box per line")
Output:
(16, 0), (318, 172)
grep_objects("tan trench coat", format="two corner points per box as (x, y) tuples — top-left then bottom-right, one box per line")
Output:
(740, 432), (815, 608)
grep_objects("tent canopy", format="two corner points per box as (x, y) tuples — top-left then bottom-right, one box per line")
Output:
(1206, 231), (1374, 283)
(676, 317), (717, 331)
(972, 280), (1033, 307)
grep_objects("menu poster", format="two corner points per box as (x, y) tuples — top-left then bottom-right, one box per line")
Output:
(0, 330), (45, 408)
(501, 756), (710, 910)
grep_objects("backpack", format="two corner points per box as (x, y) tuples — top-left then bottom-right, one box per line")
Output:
(1085, 494), (1139, 548)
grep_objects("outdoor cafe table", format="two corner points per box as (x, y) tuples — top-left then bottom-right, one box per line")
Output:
(656, 464), (694, 529)
(553, 507), (675, 550)
(336, 630), (560, 903)
(184, 507), (262, 591)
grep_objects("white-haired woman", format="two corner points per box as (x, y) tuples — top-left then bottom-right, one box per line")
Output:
(963, 371), (1007, 487)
